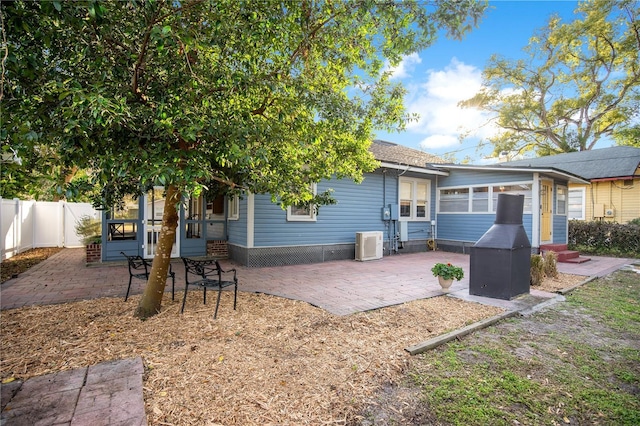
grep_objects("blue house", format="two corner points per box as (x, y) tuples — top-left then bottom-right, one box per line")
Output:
(102, 140), (589, 265)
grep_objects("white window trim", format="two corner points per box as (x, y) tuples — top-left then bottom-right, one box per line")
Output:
(287, 183), (317, 222)
(568, 187), (586, 220)
(556, 185), (568, 216)
(437, 181), (533, 214)
(399, 177), (431, 221)
(228, 195), (240, 221)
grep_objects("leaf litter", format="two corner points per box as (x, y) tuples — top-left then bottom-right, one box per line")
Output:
(1, 273), (583, 424)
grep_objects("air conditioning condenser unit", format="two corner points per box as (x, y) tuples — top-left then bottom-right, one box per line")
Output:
(355, 231), (383, 261)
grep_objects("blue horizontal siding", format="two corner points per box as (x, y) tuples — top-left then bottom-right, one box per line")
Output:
(438, 169), (533, 187)
(438, 213), (533, 243)
(227, 197), (247, 246)
(253, 174), (390, 246)
(553, 215), (567, 243)
(251, 171), (440, 247)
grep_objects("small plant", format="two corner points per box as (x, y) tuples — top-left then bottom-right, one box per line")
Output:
(543, 251), (558, 278)
(75, 215), (101, 245)
(431, 262), (464, 281)
(530, 254), (544, 286)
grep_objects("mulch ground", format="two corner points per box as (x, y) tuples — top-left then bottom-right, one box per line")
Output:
(0, 249), (585, 424)
(1, 247), (64, 283)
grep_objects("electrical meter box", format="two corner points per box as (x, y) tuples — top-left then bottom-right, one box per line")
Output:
(382, 206), (391, 221)
(388, 204), (399, 220)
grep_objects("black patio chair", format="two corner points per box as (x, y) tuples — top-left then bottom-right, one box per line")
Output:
(121, 252), (175, 302)
(180, 257), (238, 319)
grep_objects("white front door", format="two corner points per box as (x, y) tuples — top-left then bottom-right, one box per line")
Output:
(143, 187), (180, 259)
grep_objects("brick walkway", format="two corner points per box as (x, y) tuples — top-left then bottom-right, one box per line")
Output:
(1, 248), (634, 314)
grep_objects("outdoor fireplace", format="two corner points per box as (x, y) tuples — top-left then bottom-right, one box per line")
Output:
(469, 193), (531, 300)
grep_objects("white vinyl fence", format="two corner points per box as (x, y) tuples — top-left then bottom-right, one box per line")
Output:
(1, 198), (100, 260)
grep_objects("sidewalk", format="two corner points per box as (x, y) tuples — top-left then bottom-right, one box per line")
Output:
(1, 357), (146, 426)
(0, 248), (634, 425)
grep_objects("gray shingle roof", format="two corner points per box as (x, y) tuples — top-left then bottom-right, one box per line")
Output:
(369, 139), (446, 168)
(500, 146), (640, 180)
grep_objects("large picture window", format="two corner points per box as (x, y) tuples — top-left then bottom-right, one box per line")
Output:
(438, 182), (532, 214)
(399, 178), (431, 220)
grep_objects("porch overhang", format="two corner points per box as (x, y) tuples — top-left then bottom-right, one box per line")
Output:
(378, 161), (450, 177)
(434, 164), (590, 184)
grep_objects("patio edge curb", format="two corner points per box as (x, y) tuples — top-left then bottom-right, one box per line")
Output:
(405, 310), (518, 356)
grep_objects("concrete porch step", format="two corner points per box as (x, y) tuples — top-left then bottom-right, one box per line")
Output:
(540, 244), (591, 264)
(559, 254), (592, 264)
(540, 243), (569, 252)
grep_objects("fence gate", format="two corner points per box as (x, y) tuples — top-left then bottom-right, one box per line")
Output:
(1, 198), (100, 260)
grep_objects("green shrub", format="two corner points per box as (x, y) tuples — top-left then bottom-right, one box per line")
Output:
(543, 251), (558, 278)
(629, 218), (640, 226)
(75, 215), (101, 245)
(530, 255), (545, 286)
(569, 220), (640, 258)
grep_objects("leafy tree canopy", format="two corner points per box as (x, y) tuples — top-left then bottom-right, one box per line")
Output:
(1, 0), (487, 318)
(460, 0), (640, 158)
(3, 0), (486, 207)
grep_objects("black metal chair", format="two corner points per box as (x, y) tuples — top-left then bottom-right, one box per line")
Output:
(121, 252), (175, 302)
(181, 257), (238, 319)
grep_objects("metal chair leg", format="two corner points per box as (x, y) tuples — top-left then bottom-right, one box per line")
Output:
(125, 276), (133, 301)
(180, 284), (189, 314)
(170, 272), (175, 301)
(214, 287), (223, 319)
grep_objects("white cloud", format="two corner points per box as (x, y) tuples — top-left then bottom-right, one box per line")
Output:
(418, 134), (459, 149)
(404, 58), (499, 151)
(384, 53), (422, 80)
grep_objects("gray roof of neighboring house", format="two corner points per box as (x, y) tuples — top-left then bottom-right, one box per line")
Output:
(370, 139), (446, 168)
(499, 146), (640, 181)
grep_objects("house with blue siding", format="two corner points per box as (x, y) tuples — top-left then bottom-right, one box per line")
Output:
(102, 140), (589, 265)
(433, 164), (588, 253)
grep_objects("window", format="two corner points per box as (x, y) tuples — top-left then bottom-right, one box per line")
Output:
(228, 195), (239, 220)
(472, 187), (489, 212)
(438, 182), (532, 214)
(108, 195), (138, 241)
(186, 195), (203, 239)
(287, 184), (317, 221)
(110, 195), (139, 220)
(399, 178), (431, 220)
(568, 188), (585, 220)
(492, 184), (532, 213)
(439, 188), (469, 213)
(206, 194), (225, 220)
(556, 186), (567, 215)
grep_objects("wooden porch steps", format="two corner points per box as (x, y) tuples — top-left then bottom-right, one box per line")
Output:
(540, 244), (591, 264)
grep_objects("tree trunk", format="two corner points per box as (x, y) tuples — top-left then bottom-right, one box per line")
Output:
(135, 184), (180, 319)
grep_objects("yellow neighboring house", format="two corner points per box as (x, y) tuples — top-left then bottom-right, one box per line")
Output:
(502, 146), (640, 224)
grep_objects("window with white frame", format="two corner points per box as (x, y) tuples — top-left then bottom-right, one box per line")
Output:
(568, 188), (586, 220)
(287, 184), (317, 221)
(438, 182), (533, 214)
(556, 185), (567, 215)
(399, 178), (430, 220)
(439, 188), (469, 213)
(228, 195), (239, 220)
(472, 186), (489, 212)
(491, 184), (532, 213)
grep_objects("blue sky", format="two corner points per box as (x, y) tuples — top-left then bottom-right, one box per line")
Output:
(374, 0), (617, 164)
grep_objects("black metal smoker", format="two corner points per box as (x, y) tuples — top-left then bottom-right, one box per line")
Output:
(469, 193), (531, 300)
